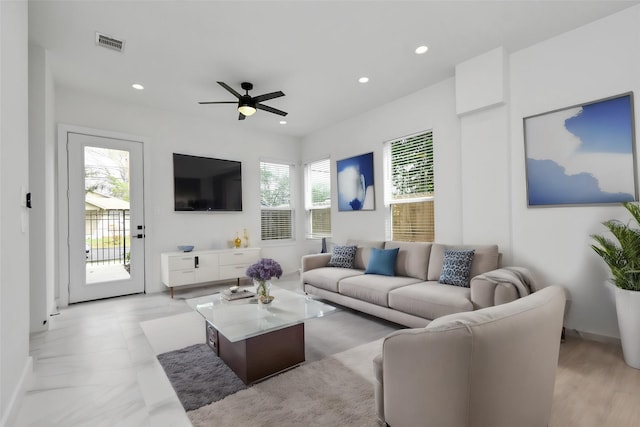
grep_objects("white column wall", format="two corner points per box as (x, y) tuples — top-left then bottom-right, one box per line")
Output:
(460, 105), (511, 259)
(0, 1), (31, 425)
(28, 43), (56, 332)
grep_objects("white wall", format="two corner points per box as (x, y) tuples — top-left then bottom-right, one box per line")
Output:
(0, 1), (32, 425)
(509, 6), (640, 338)
(301, 78), (461, 252)
(301, 5), (640, 339)
(29, 43), (56, 332)
(55, 87), (301, 295)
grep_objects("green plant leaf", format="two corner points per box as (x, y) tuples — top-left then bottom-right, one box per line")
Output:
(591, 202), (640, 291)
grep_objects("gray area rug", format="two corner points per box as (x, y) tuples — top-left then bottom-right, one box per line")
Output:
(157, 343), (247, 411)
(188, 339), (383, 427)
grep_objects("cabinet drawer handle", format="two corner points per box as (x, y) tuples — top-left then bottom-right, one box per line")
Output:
(182, 270), (194, 274)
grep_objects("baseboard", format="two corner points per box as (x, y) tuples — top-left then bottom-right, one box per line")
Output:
(565, 328), (621, 346)
(0, 356), (33, 427)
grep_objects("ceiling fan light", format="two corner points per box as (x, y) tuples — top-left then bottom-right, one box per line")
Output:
(238, 97), (257, 116)
(238, 105), (256, 116)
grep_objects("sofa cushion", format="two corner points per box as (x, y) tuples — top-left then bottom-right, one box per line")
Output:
(302, 267), (364, 292)
(347, 239), (385, 270)
(384, 241), (431, 281)
(328, 245), (357, 268)
(365, 247), (400, 276)
(428, 244), (499, 281)
(439, 249), (475, 287)
(339, 274), (423, 307)
(388, 282), (473, 320)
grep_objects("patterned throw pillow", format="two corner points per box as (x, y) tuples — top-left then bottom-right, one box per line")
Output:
(439, 249), (475, 287)
(328, 245), (358, 268)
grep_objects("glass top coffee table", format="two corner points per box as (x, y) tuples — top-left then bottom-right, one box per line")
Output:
(187, 286), (336, 384)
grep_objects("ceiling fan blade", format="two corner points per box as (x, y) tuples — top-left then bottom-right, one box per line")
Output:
(256, 103), (288, 117)
(217, 81), (242, 99)
(252, 91), (285, 103)
(238, 112), (246, 120)
(198, 101), (237, 104)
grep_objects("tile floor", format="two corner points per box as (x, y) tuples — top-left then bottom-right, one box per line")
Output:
(12, 274), (396, 427)
(14, 289), (216, 427)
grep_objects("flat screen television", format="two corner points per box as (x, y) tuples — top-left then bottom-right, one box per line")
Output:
(173, 153), (242, 211)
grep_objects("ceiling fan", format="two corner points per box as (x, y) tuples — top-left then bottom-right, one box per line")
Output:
(199, 81), (288, 120)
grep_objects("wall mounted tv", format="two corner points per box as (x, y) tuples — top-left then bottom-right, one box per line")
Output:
(173, 153), (242, 211)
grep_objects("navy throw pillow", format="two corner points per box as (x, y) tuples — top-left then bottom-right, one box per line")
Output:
(439, 249), (475, 287)
(328, 245), (357, 268)
(365, 247), (399, 276)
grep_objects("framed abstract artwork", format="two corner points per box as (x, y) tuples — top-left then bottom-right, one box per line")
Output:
(337, 152), (375, 211)
(523, 92), (638, 207)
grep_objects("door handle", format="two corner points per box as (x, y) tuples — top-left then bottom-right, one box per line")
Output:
(134, 225), (145, 238)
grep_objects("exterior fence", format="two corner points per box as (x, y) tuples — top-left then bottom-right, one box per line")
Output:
(85, 209), (130, 264)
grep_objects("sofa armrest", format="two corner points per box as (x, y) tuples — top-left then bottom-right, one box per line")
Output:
(301, 253), (332, 272)
(470, 266), (536, 309)
(380, 327), (474, 426)
(470, 277), (519, 309)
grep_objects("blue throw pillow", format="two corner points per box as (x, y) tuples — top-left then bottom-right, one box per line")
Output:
(365, 247), (399, 276)
(328, 245), (357, 268)
(439, 249), (475, 287)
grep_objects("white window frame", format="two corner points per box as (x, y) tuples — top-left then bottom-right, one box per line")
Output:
(260, 160), (295, 241)
(383, 130), (435, 242)
(304, 157), (332, 239)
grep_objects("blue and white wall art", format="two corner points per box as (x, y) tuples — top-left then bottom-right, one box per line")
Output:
(523, 93), (637, 206)
(337, 152), (375, 211)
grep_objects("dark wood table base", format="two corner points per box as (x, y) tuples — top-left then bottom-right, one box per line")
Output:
(205, 320), (305, 384)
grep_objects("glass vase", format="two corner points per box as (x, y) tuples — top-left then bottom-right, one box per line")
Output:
(255, 279), (272, 304)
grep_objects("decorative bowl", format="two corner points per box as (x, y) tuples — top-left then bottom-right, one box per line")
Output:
(229, 285), (239, 293)
(178, 245), (194, 252)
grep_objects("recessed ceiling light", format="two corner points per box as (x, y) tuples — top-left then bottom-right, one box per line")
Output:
(279, 120), (287, 125)
(415, 45), (429, 55)
(132, 83), (144, 90)
(358, 77), (369, 84)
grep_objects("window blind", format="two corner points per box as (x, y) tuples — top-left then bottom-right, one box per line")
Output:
(260, 161), (293, 240)
(384, 131), (435, 242)
(305, 158), (331, 238)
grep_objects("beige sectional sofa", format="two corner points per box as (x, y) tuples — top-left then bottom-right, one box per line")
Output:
(302, 240), (538, 328)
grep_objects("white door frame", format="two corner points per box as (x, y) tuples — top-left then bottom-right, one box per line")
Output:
(57, 124), (150, 307)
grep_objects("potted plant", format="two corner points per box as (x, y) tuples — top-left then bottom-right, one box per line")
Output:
(591, 201), (640, 369)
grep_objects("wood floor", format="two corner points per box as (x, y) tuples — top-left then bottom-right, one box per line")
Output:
(552, 335), (640, 426)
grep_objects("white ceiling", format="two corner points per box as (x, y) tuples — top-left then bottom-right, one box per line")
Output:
(29, 0), (640, 138)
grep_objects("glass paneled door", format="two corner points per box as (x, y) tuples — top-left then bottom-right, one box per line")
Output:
(67, 132), (145, 303)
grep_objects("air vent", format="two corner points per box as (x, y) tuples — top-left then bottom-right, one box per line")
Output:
(95, 32), (125, 53)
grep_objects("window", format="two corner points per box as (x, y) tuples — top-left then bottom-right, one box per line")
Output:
(384, 131), (434, 242)
(260, 161), (294, 241)
(304, 158), (331, 238)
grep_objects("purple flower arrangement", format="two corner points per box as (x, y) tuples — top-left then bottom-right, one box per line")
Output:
(246, 258), (283, 282)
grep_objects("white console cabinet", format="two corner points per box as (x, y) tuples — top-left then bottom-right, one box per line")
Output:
(161, 247), (260, 298)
